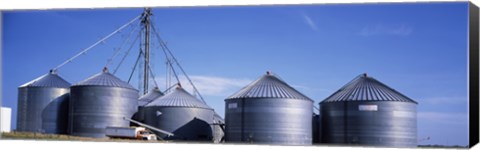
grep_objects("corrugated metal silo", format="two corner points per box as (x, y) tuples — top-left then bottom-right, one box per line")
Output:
(68, 68), (138, 138)
(143, 86), (214, 141)
(224, 72), (313, 145)
(320, 73), (418, 147)
(17, 70), (70, 133)
(138, 87), (164, 106)
(134, 87), (164, 123)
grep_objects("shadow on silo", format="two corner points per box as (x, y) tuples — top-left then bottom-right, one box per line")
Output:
(41, 93), (70, 134)
(166, 118), (213, 141)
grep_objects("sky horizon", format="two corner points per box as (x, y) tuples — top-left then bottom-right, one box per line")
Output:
(2, 2), (470, 146)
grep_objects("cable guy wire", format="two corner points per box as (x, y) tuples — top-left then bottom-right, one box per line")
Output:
(150, 21), (207, 104)
(51, 15), (142, 71)
(105, 24), (140, 68)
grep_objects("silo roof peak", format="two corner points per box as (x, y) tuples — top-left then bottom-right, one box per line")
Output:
(19, 71), (71, 88)
(226, 72), (312, 101)
(73, 69), (137, 90)
(321, 74), (417, 104)
(146, 87), (212, 109)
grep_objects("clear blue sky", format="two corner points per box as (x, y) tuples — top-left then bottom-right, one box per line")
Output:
(2, 2), (469, 146)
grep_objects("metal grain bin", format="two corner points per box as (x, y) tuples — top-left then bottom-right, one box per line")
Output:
(143, 86), (214, 141)
(68, 68), (138, 138)
(135, 87), (164, 123)
(224, 72), (313, 145)
(17, 70), (70, 133)
(138, 87), (164, 106)
(320, 73), (418, 147)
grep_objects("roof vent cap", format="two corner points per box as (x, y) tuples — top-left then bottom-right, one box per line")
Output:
(103, 67), (109, 73)
(49, 69), (56, 74)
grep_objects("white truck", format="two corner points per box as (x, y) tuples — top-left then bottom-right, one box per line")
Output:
(105, 126), (157, 140)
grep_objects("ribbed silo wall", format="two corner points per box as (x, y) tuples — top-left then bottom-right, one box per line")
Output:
(321, 101), (417, 147)
(41, 93), (70, 134)
(312, 114), (320, 144)
(225, 98), (313, 145)
(68, 86), (138, 138)
(143, 106), (214, 141)
(133, 106), (146, 123)
(17, 87), (69, 133)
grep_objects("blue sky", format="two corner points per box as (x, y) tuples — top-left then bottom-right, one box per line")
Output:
(2, 2), (470, 146)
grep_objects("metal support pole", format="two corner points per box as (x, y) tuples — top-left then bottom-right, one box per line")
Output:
(141, 8), (152, 95)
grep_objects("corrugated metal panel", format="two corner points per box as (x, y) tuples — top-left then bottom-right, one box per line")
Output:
(74, 69), (136, 90)
(321, 74), (417, 103)
(138, 87), (164, 106)
(146, 87), (212, 110)
(226, 72), (312, 101)
(312, 114), (320, 144)
(321, 101), (417, 147)
(20, 71), (71, 88)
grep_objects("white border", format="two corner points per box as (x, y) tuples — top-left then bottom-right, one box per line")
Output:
(0, 0), (472, 10)
(0, 0), (477, 150)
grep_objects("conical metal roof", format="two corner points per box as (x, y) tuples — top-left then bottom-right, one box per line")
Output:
(19, 70), (71, 88)
(321, 73), (417, 104)
(138, 87), (164, 106)
(146, 86), (212, 109)
(226, 71), (312, 101)
(73, 68), (136, 90)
